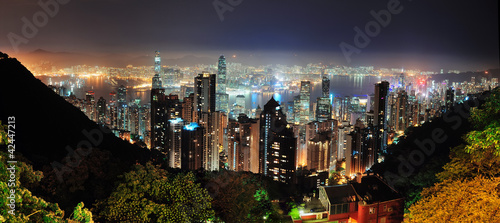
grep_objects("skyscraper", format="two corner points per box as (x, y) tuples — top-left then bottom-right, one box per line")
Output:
(151, 84), (167, 151)
(322, 74), (330, 98)
(317, 74), (332, 122)
(155, 51), (162, 87)
(259, 97), (296, 184)
(168, 118), (184, 169)
(299, 81), (311, 124)
(117, 85), (128, 130)
(374, 81), (389, 157)
(216, 55), (229, 113)
(152, 73), (162, 89)
(108, 91), (117, 129)
(181, 122), (203, 170)
(85, 90), (96, 121)
(96, 96), (107, 125)
(194, 72), (220, 171)
(194, 72), (216, 122)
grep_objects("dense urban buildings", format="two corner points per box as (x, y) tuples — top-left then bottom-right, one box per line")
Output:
(42, 52), (498, 184)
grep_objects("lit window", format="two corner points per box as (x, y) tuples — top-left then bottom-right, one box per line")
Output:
(369, 207), (376, 214)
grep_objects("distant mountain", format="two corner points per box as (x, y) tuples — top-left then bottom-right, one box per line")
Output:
(0, 53), (161, 213)
(16, 49), (217, 68)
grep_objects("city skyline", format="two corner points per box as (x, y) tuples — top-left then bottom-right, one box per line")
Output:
(1, 0), (498, 71)
(1, 0), (500, 221)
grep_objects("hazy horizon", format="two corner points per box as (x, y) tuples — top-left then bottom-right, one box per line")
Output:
(1, 0), (498, 71)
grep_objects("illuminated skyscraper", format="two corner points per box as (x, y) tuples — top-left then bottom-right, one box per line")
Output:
(109, 91), (117, 129)
(85, 91), (96, 121)
(216, 55), (229, 113)
(155, 51), (162, 82)
(316, 74), (332, 122)
(152, 73), (162, 89)
(117, 85), (128, 130)
(168, 118), (184, 169)
(299, 81), (311, 124)
(322, 74), (330, 98)
(151, 85), (167, 151)
(194, 72), (216, 122)
(374, 81), (389, 157)
(259, 97), (296, 184)
(96, 96), (106, 125)
(216, 55), (227, 94)
(181, 123), (203, 170)
(194, 72), (220, 171)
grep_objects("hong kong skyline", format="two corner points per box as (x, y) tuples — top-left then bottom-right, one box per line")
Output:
(1, 0), (498, 71)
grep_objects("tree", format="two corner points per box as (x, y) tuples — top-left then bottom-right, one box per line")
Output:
(405, 177), (500, 222)
(95, 162), (214, 222)
(204, 171), (280, 222)
(407, 89), (500, 221)
(70, 202), (93, 223)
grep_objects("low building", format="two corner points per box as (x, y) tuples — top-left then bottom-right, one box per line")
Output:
(316, 174), (404, 223)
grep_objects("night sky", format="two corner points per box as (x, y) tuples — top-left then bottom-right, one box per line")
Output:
(1, 0), (498, 71)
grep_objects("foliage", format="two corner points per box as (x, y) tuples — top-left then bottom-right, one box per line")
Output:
(204, 171), (281, 222)
(407, 88), (500, 221)
(95, 162), (214, 222)
(405, 177), (500, 222)
(287, 203), (301, 220)
(0, 151), (65, 222)
(70, 202), (93, 223)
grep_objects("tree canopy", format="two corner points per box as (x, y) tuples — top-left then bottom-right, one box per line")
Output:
(406, 88), (500, 221)
(95, 162), (214, 222)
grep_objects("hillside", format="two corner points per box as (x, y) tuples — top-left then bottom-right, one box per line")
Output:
(0, 53), (161, 213)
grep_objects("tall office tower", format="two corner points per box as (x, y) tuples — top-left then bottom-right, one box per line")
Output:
(194, 72), (219, 171)
(259, 97), (296, 184)
(293, 95), (301, 124)
(129, 100), (141, 135)
(108, 91), (118, 129)
(154, 51), (162, 85)
(85, 91), (96, 121)
(398, 73), (405, 90)
(117, 85), (128, 130)
(316, 97), (331, 122)
(322, 75), (330, 98)
(316, 75), (332, 122)
(227, 119), (239, 171)
(216, 55), (229, 113)
(182, 93), (194, 123)
(165, 94), (182, 120)
(151, 84), (167, 152)
(445, 88), (455, 111)
(194, 72), (216, 123)
(228, 115), (260, 172)
(199, 112), (220, 171)
(341, 96), (351, 121)
(140, 103), (150, 137)
(345, 120), (375, 176)
(168, 118), (184, 169)
(395, 91), (408, 133)
(96, 97), (107, 125)
(299, 81), (311, 124)
(181, 122), (203, 170)
(374, 81), (389, 157)
(152, 73), (162, 89)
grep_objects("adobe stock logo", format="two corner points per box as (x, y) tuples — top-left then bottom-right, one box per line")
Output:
(213, 0), (244, 22)
(7, 0), (71, 53)
(339, 0), (409, 63)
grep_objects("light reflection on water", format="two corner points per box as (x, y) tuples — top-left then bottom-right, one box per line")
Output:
(39, 76), (383, 108)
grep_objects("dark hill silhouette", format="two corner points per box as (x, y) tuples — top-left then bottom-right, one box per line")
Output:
(0, 53), (162, 214)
